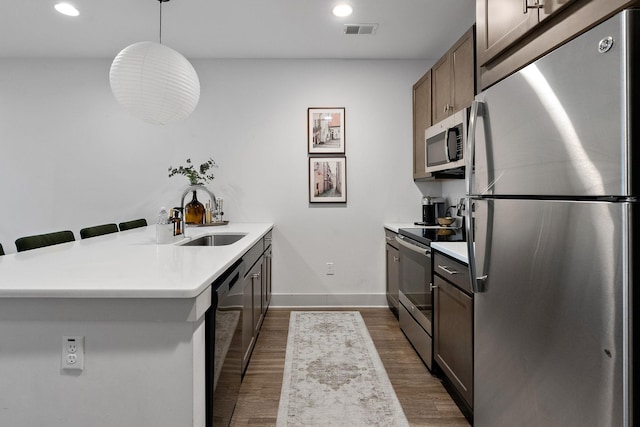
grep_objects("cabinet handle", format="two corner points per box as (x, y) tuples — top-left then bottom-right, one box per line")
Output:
(523, 0), (542, 14)
(393, 256), (399, 262)
(252, 272), (261, 280)
(430, 283), (438, 290)
(438, 265), (458, 275)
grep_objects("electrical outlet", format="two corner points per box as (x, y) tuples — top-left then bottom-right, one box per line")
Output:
(326, 262), (335, 275)
(61, 336), (84, 371)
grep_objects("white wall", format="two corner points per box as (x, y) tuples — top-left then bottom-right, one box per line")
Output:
(0, 58), (437, 306)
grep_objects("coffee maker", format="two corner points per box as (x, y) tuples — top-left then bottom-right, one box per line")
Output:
(418, 196), (445, 226)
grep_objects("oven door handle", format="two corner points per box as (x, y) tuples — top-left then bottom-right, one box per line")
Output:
(395, 235), (431, 257)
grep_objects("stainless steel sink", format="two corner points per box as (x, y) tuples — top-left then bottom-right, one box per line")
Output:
(181, 233), (247, 246)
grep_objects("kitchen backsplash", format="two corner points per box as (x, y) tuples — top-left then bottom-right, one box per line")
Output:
(415, 179), (465, 217)
(441, 180), (465, 215)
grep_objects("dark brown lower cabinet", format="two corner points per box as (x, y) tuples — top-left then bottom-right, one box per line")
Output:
(241, 232), (273, 375)
(242, 256), (262, 374)
(433, 252), (473, 422)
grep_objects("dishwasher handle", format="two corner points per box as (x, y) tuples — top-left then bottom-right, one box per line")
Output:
(214, 259), (245, 299)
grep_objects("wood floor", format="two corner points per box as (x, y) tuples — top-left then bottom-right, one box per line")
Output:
(230, 308), (470, 426)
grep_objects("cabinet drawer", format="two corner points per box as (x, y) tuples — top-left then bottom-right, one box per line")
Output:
(384, 229), (398, 250)
(244, 241), (263, 272)
(433, 252), (470, 294)
(263, 230), (272, 251)
(399, 302), (433, 370)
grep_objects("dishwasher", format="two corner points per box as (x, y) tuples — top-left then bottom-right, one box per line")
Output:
(205, 259), (244, 427)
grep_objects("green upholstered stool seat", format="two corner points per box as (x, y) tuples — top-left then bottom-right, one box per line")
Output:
(118, 218), (148, 231)
(80, 223), (119, 239)
(15, 230), (75, 252)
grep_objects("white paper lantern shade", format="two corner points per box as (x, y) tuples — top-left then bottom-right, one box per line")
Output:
(109, 41), (200, 125)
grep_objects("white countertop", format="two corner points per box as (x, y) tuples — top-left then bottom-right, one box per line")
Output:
(0, 223), (273, 299)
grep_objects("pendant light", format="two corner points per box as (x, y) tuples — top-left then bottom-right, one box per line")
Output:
(109, 0), (200, 125)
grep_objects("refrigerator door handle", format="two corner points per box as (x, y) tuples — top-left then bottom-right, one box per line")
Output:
(465, 197), (487, 293)
(466, 100), (483, 196)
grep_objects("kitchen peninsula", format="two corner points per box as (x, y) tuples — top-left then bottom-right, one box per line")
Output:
(0, 223), (273, 427)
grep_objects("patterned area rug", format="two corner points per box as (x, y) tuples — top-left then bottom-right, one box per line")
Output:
(276, 311), (409, 426)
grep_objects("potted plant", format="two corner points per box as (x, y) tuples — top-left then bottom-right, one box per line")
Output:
(168, 158), (217, 224)
(168, 158), (216, 185)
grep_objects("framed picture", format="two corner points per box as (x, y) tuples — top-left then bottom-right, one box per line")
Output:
(308, 107), (345, 154)
(309, 156), (347, 203)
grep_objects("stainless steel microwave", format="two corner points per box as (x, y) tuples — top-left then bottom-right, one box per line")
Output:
(424, 107), (468, 177)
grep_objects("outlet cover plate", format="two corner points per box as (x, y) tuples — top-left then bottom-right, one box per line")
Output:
(61, 336), (84, 371)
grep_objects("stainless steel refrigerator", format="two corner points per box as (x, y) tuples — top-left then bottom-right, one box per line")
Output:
(465, 9), (638, 427)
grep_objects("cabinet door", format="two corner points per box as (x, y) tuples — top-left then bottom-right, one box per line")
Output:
(539, 0), (578, 22)
(451, 27), (475, 112)
(262, 247), (272, 315)
(385, 243), (400, 309)
(434, 275), (473, 407)
(242, 258), (263, 373)
(252, 258), (263, 334)
(477, 0), (539, 66)
(431, 54), (452, 124)
(478, 0), (637, 89)
(242, 272), (255, 373)
(413, 71), (431, 180)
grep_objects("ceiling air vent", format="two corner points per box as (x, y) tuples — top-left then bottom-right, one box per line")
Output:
(344, 23), (378, 35)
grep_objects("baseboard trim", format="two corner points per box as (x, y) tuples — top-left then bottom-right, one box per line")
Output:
(271, 293), (387, 308)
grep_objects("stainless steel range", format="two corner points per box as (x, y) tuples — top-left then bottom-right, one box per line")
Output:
(397, 226), (464, 370)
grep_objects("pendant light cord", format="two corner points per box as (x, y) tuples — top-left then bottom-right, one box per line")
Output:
(158, 0), (170, 44)
(159, 0), (163, 44)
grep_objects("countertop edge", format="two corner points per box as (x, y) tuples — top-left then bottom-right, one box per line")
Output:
(430, 242), (468, 264)
(383, 222), (422, 233)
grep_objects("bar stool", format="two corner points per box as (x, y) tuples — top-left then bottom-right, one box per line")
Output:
(15, 230), (75, 252)
(80, 223), (119, 239)
(118, 218), (147, 231)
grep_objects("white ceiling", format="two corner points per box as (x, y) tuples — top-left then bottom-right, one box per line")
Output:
(0, 0), (475, 60)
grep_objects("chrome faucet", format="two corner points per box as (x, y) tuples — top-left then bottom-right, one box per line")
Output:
(180, 185), (219, 226)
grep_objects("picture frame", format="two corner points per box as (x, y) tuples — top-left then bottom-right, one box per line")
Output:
(308, 107), (345, 154)
(309, 156), (347, 203)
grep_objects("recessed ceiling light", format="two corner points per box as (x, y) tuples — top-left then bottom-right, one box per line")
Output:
(332, 4), (353, 18)
(54, 3), (80, 17)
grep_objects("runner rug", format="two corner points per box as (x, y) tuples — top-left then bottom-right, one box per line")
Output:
(276, 311), (409, 426)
